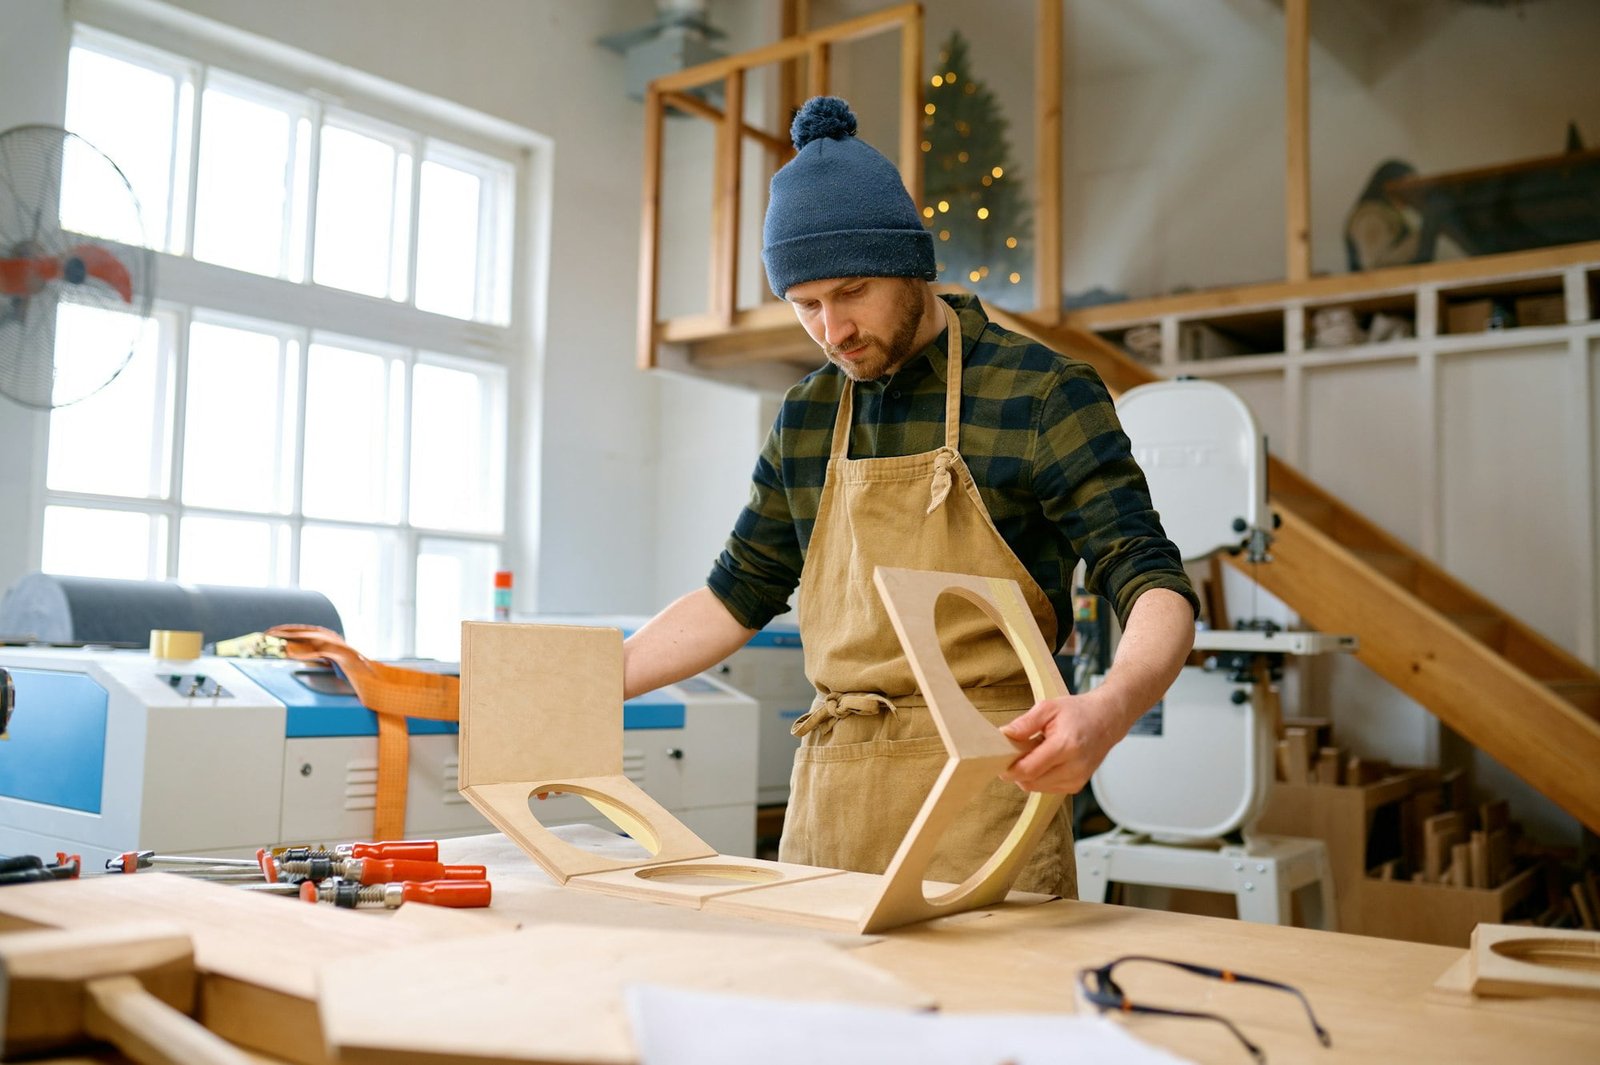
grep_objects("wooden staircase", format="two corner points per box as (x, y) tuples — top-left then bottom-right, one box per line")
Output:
(999, 310), (1600, 835)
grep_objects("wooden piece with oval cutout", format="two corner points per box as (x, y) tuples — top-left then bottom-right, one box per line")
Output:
(458, 579), (1062, 933)
(458, 622), (716, 884)
(857, 567), (1069, 934)
(1469, 923), (1600, 1000)
(569, 855), (846, 909)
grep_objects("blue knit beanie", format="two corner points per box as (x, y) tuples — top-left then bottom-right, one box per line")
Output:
(761, 96), (937, 298)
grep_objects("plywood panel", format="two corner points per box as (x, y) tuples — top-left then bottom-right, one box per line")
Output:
(1304, 359), (1424, 549)
(458, 622), (625, 787)
(318, 923), (934, 1065)
(1439, 346), (1582, 654)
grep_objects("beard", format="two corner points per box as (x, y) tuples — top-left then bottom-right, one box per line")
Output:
(824, 281), (925, 382)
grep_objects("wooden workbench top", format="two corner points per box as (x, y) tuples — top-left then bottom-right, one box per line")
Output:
(11, 832), (1597, 1064)
(436, 831), (1600, 1064)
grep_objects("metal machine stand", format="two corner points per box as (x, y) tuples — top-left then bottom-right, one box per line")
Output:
(1077, 380), (1352, 929)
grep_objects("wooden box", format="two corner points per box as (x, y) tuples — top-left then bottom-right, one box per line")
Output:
(1514, 292), (1566, 327)
(1359, 866), (1540, 947)
(1256, 770), (1428, 935)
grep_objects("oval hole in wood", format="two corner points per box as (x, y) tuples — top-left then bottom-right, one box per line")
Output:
(933, 588), (1027, 693)
(632, 863), (782, 886)
(526, 784), (662, 856)
(1489, 937), (1600, 973)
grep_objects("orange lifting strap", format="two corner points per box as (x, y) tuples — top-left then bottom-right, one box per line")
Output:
(268, 624), (459, 841)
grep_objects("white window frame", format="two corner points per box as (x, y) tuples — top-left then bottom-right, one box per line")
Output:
(41, 3), (548, 657)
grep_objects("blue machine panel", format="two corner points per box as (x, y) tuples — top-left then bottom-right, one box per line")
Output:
(230, 660), (684, 735)
(0, 668), (108, 813)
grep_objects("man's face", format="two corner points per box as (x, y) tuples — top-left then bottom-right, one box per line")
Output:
(786, 276), (925, 382)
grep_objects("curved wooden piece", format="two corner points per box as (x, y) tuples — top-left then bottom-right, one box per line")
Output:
(860, 568), (1069, 933)
(459, 623), (714, 884)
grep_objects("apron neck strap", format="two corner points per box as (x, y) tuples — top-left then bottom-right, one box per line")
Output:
(939, 300), (963, 452)
(829, 297), (966, 460)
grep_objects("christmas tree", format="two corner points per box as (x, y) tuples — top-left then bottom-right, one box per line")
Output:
(922, 30), (1031, 306)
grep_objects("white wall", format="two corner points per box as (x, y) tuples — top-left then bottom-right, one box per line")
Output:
(0, 1), (70, 597)
(1065, 0), (1600, 297)
(0, 0), (787, 618)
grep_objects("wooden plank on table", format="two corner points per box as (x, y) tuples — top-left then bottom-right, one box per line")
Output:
(1470, 924), (1600, 1000)
(0, 874), (496, 1065)
(318, 923), (934, 1065)
(569, 856), (848, 910)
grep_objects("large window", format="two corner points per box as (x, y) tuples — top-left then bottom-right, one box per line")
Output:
(45, 24), (528, 658)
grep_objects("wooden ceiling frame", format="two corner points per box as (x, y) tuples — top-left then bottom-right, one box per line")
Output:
(634, 0), (1469, 373)
(637, 3), (925, 372)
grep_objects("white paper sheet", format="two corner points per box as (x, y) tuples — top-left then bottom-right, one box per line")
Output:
(626, 983), (1196, 1065)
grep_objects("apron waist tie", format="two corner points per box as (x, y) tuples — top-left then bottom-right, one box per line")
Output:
(791, 691), (914, 741)
(791, 683), (1043, 742)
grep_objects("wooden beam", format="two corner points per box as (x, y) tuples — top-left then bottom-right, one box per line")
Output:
(709, 69), (745, 327)
(808, 40), (831, 99)
(1285, 0), (1311, 282)
(659, 90), (790, 156)
(636, 86), (665, 370)
(898, 8), (923, 209)
(651, 3), (917, 93)
(1064, 240), (1600, 329)
(1033, 0), (1063, 323)
(1233, 511), (1600, 835)
(779, 0), (810, 120)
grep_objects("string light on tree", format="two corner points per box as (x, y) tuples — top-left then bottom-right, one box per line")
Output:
(921, 29), (1031, 304)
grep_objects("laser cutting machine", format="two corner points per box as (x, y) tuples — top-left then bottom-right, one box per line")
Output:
(0, 576), (760, 867)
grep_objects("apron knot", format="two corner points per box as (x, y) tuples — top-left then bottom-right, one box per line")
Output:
(926, 448), (957, 514)
(791, 691), (898, 741)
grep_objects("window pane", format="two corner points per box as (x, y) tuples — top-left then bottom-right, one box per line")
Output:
(313, 123), (411, 299)
(415, 538), (498, 661)
(193, 81), (297, 276)
(415, 159), (481, 320)
(302, 341), (401, 522)
(178, 515), (289, 587)
(182, 320), (297, 512)
(300, 524), (402, 656)
(42, 506), (167, 580)
(409, 359), (505, 533)
(48, 306), (168, 497)
(65, 43), (184, 251)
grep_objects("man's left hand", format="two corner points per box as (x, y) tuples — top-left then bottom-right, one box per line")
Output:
(997, 691), (1126, 794)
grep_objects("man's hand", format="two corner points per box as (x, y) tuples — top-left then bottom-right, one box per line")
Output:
(997, 690), (1130, 794)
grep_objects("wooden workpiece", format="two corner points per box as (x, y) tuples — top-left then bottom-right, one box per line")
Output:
(318, 922), (934, 1065)
(1467, 924), (1600, 1001)
(0, 921), (253, 1065)
(440, 833), (1599, 1064)
(458, 622), (717, 884)
(0, 873), (497, 1065)
(458, 567), (1070, 934)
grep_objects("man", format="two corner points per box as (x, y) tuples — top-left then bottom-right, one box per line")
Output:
(623, 96), (1195, 897)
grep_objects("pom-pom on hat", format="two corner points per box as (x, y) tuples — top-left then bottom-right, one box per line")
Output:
(761, 96), (936, 298)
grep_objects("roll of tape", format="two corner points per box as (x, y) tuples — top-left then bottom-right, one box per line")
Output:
(150, 629), (203, 660)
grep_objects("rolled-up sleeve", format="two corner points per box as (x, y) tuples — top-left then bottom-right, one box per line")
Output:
(707, 423), (804, 630)
(1030, 365), (1198, 627)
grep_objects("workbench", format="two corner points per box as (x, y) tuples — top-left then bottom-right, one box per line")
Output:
(433, 833), (1598, 1064)
(7, 830), (1597, 1064)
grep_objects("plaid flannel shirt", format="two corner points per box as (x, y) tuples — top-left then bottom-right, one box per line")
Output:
(708, 293), (1197, 639)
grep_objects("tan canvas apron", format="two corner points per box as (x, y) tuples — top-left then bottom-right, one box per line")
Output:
(779, 301), (1077, 898)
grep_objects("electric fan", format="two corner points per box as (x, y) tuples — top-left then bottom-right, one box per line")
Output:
(0, 124), (155, 409)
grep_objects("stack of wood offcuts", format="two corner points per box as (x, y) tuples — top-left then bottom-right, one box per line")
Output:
(1256, 718), (1543, 947)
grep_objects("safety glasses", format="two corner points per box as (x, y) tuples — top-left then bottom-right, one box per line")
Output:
(1076, 955), (1332, 1062)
